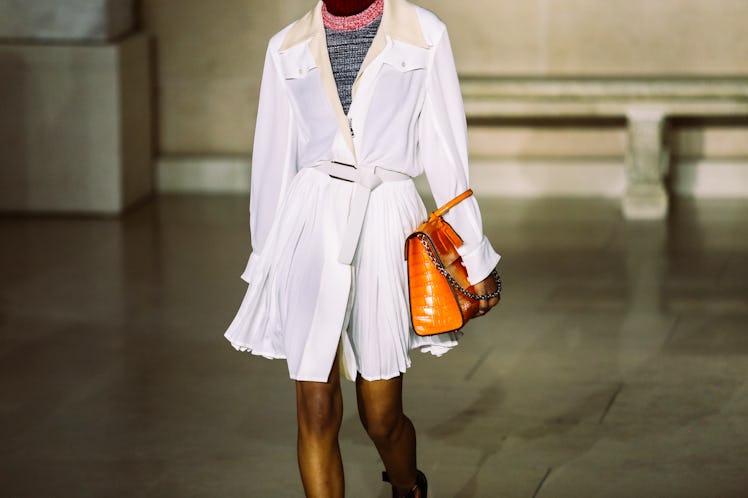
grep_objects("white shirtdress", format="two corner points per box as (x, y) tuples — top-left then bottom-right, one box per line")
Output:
(223, 0), (501, 382)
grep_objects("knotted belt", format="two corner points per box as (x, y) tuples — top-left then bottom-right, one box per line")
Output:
(313, 160), (411, 265)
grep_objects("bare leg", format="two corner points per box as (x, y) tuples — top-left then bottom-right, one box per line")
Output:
(356, 372), (422, 497)
(295, 351), (344, 498)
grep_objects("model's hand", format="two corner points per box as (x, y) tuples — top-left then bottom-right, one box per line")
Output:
(473, 273), (501, 317)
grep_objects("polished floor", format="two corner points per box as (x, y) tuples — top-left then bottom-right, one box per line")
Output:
(1, 194), (747, 497)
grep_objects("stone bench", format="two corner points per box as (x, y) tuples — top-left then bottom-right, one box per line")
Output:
(460, 77), (748, 219)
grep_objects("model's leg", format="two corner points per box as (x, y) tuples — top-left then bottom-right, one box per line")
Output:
(356, 373), (422, 497)
(295, 351), (344, 498)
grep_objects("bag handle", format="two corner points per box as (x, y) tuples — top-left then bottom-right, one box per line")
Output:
(431, 189), (473, 218)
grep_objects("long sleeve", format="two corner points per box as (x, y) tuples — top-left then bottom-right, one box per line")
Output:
(241, 43), (299, 283)
(417, 26), (501, 285)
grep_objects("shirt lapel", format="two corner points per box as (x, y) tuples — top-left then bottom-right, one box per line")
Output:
(282, 2), (354, 159)
(352, 0), (429, 97)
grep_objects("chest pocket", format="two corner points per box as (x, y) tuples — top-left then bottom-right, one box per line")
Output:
(363, 41), (430, 150)
(373, 41), (430, 108)
(276, 42), (336, 135)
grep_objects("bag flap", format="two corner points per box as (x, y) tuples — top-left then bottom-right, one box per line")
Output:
(409, 218), (462, 268)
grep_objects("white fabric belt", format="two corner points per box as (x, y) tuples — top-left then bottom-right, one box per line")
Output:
(313, 160), (411, 265)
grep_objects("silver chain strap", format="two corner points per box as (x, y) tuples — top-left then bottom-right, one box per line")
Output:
(415, 233), (502, 300)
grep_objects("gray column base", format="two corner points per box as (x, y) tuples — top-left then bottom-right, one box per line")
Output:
(622, 184), (669, 219)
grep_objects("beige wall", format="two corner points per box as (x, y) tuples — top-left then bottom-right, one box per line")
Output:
(442, 0), (748, 75)
(142, 0), (310, 155)
(142, 0), (748, 160)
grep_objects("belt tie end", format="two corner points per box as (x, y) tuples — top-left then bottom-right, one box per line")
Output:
(312, 161), (410, 266)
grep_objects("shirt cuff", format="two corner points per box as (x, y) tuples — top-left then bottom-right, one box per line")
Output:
(457, 235), (501, 286)
(240, 251), (262, 284)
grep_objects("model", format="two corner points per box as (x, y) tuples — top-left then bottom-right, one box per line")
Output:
(223, 0), (501, 496)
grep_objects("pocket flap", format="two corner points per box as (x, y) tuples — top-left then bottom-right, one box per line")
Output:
(278, 44), (318, 79)
(381, 41), (430, 72)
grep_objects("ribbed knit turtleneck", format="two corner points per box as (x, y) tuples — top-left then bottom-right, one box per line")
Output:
(322, 0), (383, 31)
(323, 0), (383, 115)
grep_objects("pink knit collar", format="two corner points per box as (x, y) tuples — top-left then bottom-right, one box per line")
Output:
(322, 0), (384, 31)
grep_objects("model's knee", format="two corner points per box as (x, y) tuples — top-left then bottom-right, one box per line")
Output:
(363, 410), (408, 445)
(297, 388), (342, 438)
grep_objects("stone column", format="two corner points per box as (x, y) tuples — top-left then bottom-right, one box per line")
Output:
(622, 109), (670, 220)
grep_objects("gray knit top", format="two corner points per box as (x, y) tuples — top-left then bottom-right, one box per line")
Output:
(324, 15), (382, 115)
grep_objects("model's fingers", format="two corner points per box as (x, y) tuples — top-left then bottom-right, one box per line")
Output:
(479, 299), (491, 314)
(476, 295), (500, 318)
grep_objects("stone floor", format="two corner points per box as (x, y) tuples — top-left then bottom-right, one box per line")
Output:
(1, 194), (747, 497)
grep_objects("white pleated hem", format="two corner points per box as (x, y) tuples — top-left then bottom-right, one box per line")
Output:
(227, 340), (286, 360)
(357, 366), (411, 382)
(227, 337), (462, 381)
(417, 341), (460, 357)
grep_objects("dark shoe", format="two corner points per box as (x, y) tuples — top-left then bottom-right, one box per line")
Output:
(382, 469), (428, 498)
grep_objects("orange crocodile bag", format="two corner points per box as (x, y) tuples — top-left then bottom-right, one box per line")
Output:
(404, 189), (502, 336)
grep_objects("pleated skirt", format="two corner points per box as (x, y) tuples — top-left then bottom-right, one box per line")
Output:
(223, 166), (462, 382)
